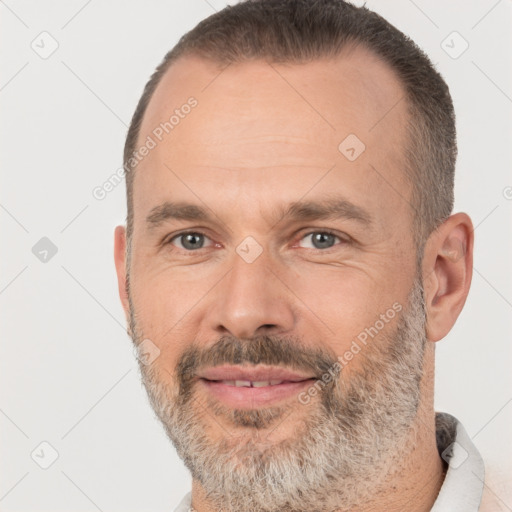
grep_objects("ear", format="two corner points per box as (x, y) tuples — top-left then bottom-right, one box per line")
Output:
(114, 225), (130, 324)
(422, 213), (474, 342)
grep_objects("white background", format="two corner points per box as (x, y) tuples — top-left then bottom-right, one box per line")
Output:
(1, 1), (511, 510)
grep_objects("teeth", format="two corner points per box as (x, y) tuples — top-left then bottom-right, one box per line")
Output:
(219, 380), (285, 387)
(252, 381), (270, 387)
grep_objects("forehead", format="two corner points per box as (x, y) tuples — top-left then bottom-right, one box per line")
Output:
(132, 48), (411, 231)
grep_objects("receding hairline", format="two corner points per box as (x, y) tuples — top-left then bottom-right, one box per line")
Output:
(124, 46), (418, 259)
(130, 42), (411, 183)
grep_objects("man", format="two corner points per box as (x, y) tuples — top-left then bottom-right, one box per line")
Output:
(113, 1), (489, 510)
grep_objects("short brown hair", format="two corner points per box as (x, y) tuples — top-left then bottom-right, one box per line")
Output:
(123, 0), (456, 259)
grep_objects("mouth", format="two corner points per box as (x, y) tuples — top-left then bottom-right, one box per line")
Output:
(205, 379), (304, 387)
(196, 365), (317, 408)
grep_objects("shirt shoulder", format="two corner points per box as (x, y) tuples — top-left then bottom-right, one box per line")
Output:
(479, 461), (512, 511)
(173, 491), (192, 512)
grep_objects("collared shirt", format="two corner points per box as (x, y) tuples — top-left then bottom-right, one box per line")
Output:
(173, 411), (485, 512)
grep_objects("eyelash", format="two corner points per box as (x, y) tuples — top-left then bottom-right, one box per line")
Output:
(164, 229), (349, 253)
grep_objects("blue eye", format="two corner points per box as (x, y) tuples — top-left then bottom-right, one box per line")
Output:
(165, 230), (346, 253)
(299, 231), (342, 250)
(169, 232), (212, 251)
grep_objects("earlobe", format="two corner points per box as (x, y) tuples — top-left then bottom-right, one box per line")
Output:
(423, 213), (474, 342)
(114, 225), (130, 321)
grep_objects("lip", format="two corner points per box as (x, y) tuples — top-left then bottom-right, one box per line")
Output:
(197, 364), (316, 382)
(196, 365), (317, 409)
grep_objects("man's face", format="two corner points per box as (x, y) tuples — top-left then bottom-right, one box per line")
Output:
(120, 48), (426, 510)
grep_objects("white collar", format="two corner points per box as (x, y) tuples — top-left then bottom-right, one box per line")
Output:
(173, 412), (485, 511)
(431, 412), (485, 511)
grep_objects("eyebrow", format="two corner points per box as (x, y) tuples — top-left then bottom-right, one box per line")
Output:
(145, 197), (372, 231)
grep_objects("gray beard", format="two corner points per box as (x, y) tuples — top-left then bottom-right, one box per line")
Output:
(128, 277), (427, 512)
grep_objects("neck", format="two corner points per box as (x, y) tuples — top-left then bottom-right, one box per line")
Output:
(347, 409), (447, 512)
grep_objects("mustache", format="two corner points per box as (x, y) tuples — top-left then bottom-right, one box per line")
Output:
(176, 334), (339, 386)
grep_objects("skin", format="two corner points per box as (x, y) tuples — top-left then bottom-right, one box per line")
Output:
(114, 47), (474, 511)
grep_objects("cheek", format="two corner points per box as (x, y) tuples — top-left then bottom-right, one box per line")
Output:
(290, 265), (403, 350)
(128, 267), (201, 361)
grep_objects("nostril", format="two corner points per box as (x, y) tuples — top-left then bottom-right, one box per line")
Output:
(261, 324), (277, 329)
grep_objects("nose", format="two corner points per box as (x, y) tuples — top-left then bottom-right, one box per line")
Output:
(206, 249), (296, 340)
